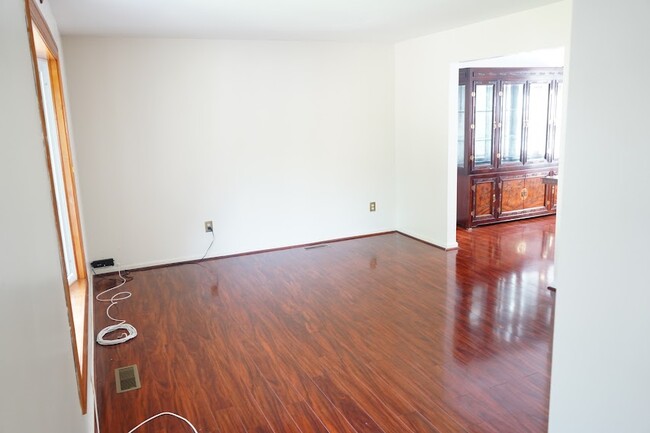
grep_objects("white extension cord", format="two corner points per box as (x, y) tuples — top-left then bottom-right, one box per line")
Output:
(95, 269), (138, 345)
(92, 384), (198, 433)
(127, 412), (199, 433)
(92, 377), (198, 433)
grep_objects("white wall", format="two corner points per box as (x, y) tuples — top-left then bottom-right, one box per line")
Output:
(461, 47), (565, 68)
(549, 0), (650, 431)
(62, 38), (395, 269)
(394, 1), (571, 248)
(0, 1), (91, 432)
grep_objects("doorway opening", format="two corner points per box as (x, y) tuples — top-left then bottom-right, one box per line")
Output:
(452, 48), (566, 232)
(450, 47), (566, 289)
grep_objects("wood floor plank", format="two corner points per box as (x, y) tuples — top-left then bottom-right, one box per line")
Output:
(248, 333), (359, 433)
(400, 411), (444, 433)
(285, 401), (332, 433)
(234, 346), (303, 433)
(212, 408), (248, 433)
(288, 368), (360, 433)
(322, 365), (416, 433)
(312, 373), (386, 433)
(94, 216), (556, 433)
(246, 341), (305, 405)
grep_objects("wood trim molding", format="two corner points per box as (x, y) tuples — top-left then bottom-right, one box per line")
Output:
(96, 231), (399, 276)
(27, 0), (58, 58)
(48, 58), (88, 280)
(95, 230), (462, 279)
(24, 0), (87, 414)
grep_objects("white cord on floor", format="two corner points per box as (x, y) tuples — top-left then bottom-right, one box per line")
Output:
(127, 412), (199, 433)
(95, 269), (138, 345)
(201, 229), (215, 260)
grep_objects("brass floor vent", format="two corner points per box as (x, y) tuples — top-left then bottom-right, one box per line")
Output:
(115, 364), (141, 393)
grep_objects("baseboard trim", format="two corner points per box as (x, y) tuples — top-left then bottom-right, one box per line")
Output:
(396, 231), (459, 251)
(94, 230), (398, 276)
(93, 230), (463, 278)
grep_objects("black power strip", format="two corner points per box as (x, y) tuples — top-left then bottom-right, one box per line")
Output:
(91, 258), (115, 268)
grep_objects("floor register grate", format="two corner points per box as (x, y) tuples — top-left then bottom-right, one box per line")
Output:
(304, 244), (328, 250)
(115, 364), (141, 393)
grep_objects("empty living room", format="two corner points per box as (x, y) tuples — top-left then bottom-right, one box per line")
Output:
(1, 0), (649, 432)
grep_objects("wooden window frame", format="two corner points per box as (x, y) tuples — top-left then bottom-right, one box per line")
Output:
(25, 0), (88, 414)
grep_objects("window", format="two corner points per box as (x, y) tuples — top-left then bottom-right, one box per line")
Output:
(27, 0), (88, 413)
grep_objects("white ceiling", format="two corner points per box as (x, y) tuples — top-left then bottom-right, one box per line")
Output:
(50, 0), (562, 43)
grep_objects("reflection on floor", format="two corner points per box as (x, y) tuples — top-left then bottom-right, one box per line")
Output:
(94, 216), (556, 433)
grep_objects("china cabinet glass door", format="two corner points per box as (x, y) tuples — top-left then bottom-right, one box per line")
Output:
(458, 85), (466, 167)
(500, 82), (525, 166)
(553, 81), (564, 161)
(525, 82), (551, 162)
(472, 82), (496, 169)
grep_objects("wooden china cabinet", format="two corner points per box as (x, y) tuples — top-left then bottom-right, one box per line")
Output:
(457, 67), (563, 228)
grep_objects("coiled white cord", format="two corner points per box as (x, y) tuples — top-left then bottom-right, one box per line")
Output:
(95, 269), (138, 345)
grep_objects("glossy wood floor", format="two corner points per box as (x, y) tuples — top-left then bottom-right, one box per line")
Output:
(94, 216), (556, 433)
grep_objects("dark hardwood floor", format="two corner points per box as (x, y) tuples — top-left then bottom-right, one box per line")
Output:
(94, 216), (556, 433)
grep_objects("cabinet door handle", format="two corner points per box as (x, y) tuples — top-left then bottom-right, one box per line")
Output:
(493, 193), (496, 203)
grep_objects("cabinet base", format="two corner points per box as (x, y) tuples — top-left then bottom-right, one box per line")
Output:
(460, 210), (556, 229)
